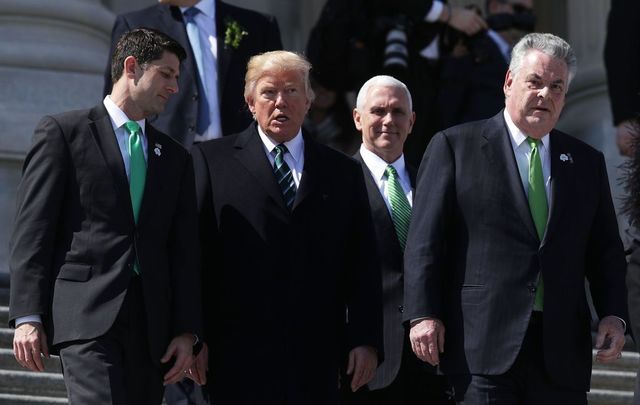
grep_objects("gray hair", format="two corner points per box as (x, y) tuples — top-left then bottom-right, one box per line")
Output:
(509, 32), (577, 87)
(355, 75), (413, 112)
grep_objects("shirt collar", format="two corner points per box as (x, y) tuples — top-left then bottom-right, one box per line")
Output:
(257, 125), (304, 163)
(503, 109), (549, 151)
(487, 29), (511, 62)
(359, 144), (407, 181)
(180, 0), (215, 19)
(103, 95), (146, 135)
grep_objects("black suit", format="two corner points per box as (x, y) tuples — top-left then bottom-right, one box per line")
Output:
(8, 104), (202, 401)
(604, 0), (640, 126)
(347, 152), (452, 405)
(404, 112), (628, 395)
(104, 1), (282, 147)
(192, 124), (383, 405)
(437, 33), (508, 130)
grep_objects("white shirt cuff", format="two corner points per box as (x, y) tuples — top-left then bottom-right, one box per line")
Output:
(425, 1), (444, 22)
(15, 315), (42, 327)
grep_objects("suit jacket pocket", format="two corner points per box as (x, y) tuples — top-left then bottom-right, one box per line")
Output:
(57, 263), (92, 282)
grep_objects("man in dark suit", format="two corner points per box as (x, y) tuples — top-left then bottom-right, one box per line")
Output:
(104, 0), (282, 148)
(348, 75), (453, 404)
(438, 0), (535, 130)
(190, 50), (383, 404)
(404, 33), (628, 403)
(605, 0), (640, 157)
(9, 28), (202, 404)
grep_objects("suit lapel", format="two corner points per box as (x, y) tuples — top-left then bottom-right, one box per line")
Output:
(88, 105), (134, 223)
(541, 130), (572, 247)
(482, 112), (539, 242)
(137, 127), (164, 227)
(216, 0), (231, 99)
(293, 138), (319, 210)
(233, 125), (289, 211)
(354, 152), (402, 256)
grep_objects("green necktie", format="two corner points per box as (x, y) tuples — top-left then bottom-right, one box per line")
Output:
(385, 165), (412, 251)
(125, 120), (146, 274)
(527, 137), (548, 310)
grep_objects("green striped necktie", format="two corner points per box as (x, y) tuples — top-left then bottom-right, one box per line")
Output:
(385, 165), (412, 251)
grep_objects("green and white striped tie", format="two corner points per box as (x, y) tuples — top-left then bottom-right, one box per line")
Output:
(385, 165), (412, 251)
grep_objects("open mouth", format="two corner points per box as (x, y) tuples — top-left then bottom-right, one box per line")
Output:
(274, 114), (289, 123)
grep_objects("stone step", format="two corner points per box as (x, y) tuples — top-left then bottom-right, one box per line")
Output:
(2, 326), (14, 348)
(0, 369), (67, 397)
(0, 348), (62, 373)
(592, 350), (640, 372)
(0, 393), (68, 405)
(591, 368), (637, 391)
(1, 305), (8, 326)
(588, 388), (634, 405)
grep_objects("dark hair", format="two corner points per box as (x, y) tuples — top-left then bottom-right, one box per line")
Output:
(110, 28), (186, 83)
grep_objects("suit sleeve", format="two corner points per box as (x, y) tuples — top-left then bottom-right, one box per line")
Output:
(9, 116), (69, 326)
(345, 164), (384, 358)
(585, 151), (629, 324)
(103, 15), (132, 97)
(403, 131), (455, 323)
(167, 152), (204, 338)
(604, 0), (640, 126)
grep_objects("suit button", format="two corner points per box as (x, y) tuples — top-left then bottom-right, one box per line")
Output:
(192, 93), (198, 101)
(398, 305), (404, 313)
(188, 125), (195, 132)
(527, 283), (537, 293)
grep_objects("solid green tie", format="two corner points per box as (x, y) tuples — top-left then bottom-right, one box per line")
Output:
(527, 137), (547, 310)
(385, 165), (412, 251)
(125, 120), (146, 274)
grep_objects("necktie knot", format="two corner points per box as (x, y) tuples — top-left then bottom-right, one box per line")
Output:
(385, 165), (399, 180)
(273, 144), (289, 165)
(124, 120), (141, 136)
(183, 6), (201, 22)
(527, 137), (540, 151)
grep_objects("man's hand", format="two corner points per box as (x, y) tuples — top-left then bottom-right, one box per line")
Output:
(346, 345), (378, 392)
(13, 322), (49, 372)
(616, 120), (638, 157)
(161, 333), (196, 385)
(186, 342), (208, 386)
(595, 316), (626, 363)
(409, 318), (445, 366)
(447, 7), (488, 36)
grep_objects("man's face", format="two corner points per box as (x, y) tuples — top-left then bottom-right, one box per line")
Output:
(504, 49), (568, 139)
(131, 51), (180, 117)
(354, 85), (415, 163)
(247, 69), (311, 143)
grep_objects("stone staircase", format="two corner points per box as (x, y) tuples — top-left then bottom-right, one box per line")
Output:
(0, 281), (68, 404)
(1, 277), (639, 404)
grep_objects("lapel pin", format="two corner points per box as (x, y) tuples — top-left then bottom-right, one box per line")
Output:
(560, 153), (573, 163)
(154, 143), (162, 156)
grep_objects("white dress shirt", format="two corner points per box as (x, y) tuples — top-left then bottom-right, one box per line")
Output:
(257, 126), (305, 187)
(359, 145), (413, 212)
(181, 0), (222, 141)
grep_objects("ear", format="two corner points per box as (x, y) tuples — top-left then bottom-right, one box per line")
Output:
(503, 69), (514, 98)
(124, 55), (138, 78)
(353, 108), (363, 131)
(246, 95), (256, 115)
(408, 111), (416, 134)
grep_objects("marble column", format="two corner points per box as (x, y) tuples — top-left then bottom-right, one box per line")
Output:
(0, 0), (115, 275)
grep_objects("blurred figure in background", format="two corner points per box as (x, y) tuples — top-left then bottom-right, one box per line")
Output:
(307, 0), (486, 166)
(437, 0), (535, 130)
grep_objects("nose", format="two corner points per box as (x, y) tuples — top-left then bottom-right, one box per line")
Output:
(275, 91), (287, 108)
(382, 111), (394, 125)
(168, 77), (179, 94)
(537, 86), (550, 99)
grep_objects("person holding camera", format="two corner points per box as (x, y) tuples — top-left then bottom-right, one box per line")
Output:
(306, 0), (486, 167)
